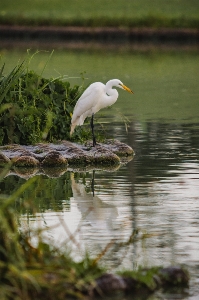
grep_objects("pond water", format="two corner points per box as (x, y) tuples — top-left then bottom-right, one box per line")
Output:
(0, 48), (199, 299)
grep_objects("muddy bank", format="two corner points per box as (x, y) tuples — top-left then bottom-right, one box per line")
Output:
(0, 25), (199, 50)
(0, 139), (134, 178)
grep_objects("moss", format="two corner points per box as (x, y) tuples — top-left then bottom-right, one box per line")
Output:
(13, 155), (39, 167)
(119, 267), (160, 291)
(118, 266), (189, 292)
(104, 139), (134, 156)
(93, 154), (120, 166)
(0, 139), (133, 171)
(41, 151), (67, 167)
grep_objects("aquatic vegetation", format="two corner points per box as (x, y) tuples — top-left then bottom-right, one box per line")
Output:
(0, 58), (87, 145)
(0, 56), (130, 147)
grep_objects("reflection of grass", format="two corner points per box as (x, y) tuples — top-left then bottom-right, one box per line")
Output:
(0, 176), (104, 299)
(0, 0), (199, 28)
(2, 172), (72, 214)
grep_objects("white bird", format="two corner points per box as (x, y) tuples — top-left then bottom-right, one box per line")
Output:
(70, 79), (133, 146)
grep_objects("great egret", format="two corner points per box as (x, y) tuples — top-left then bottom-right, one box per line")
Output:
(70, 79), (133, 146)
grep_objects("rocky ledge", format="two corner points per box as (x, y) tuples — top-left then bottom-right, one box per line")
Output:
(0, 139), (134, 176)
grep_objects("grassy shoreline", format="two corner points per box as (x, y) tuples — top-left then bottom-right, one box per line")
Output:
(0, 57), (88, 145)
(0, 0), (199, 29)
(1, 16), (199, 29)
(1, 25), (198, 52)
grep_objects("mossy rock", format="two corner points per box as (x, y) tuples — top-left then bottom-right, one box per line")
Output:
(157, 266), (189, 287)
(91, 266), (189, 297)
(41, 151), (67, 167)
(14, 155), (39, 167)
(0, 152), (11, 166)
(0, 139), (133, 171)
(103, 139), (134, 156)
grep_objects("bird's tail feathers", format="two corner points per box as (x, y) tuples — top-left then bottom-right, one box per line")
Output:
(70, 115), (85, 136)
(70, 118), (80, 135)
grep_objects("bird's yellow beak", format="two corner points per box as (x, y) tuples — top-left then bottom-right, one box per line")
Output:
(122, 84), (134, 94)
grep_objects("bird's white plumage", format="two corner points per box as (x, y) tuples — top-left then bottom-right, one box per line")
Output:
(70, 79), (133, 136)
(72, 83), (104, 123)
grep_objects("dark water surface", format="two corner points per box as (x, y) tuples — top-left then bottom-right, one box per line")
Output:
(0, 49), (199, 299)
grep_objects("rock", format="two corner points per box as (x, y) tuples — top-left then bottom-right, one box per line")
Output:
(91, 266), (189, 297)
(157, 266), (189, 287)
(83, 142), (120, 166)
(0, 139), (134, 175)
(93, 273), (127, 296)
(0, 152), (10, 166)
(103, 139), (134, 156)
(41, 151), (67, 167)
(14, 156), (39, 167)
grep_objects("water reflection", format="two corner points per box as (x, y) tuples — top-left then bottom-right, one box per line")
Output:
(18, 170), (135, 269)
(71, 172), (137, 269)
(1, 120), (199, 298)
(71, 172), (119, 231)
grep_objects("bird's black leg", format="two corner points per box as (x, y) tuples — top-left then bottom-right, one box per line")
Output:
(91, 170), (95, 197)
(90, 113), (96, 147)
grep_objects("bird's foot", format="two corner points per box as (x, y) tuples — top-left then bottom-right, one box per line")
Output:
(93, 138), (97, 147)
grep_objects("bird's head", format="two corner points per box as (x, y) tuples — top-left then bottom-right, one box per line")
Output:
(109, 79), (133, 94)
(117, 80), (134, 94)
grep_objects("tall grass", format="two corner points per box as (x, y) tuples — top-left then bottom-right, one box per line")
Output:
(0, 52), (88, 145)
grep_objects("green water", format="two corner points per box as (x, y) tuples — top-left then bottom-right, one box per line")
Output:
(0, 48), (199, 299)
(1, 49), (199, 123)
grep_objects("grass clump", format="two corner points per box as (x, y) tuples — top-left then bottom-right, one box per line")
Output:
(0, 55), (90, 146)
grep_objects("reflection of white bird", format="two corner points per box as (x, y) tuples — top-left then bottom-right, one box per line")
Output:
(70, 79), (133, 146)
(71, 174), (118, 230)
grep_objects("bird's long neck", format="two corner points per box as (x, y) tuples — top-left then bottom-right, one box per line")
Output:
(104, 80), (119, 107)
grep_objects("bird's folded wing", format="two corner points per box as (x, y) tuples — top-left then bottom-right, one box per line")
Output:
(71, 83), (104, 122)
